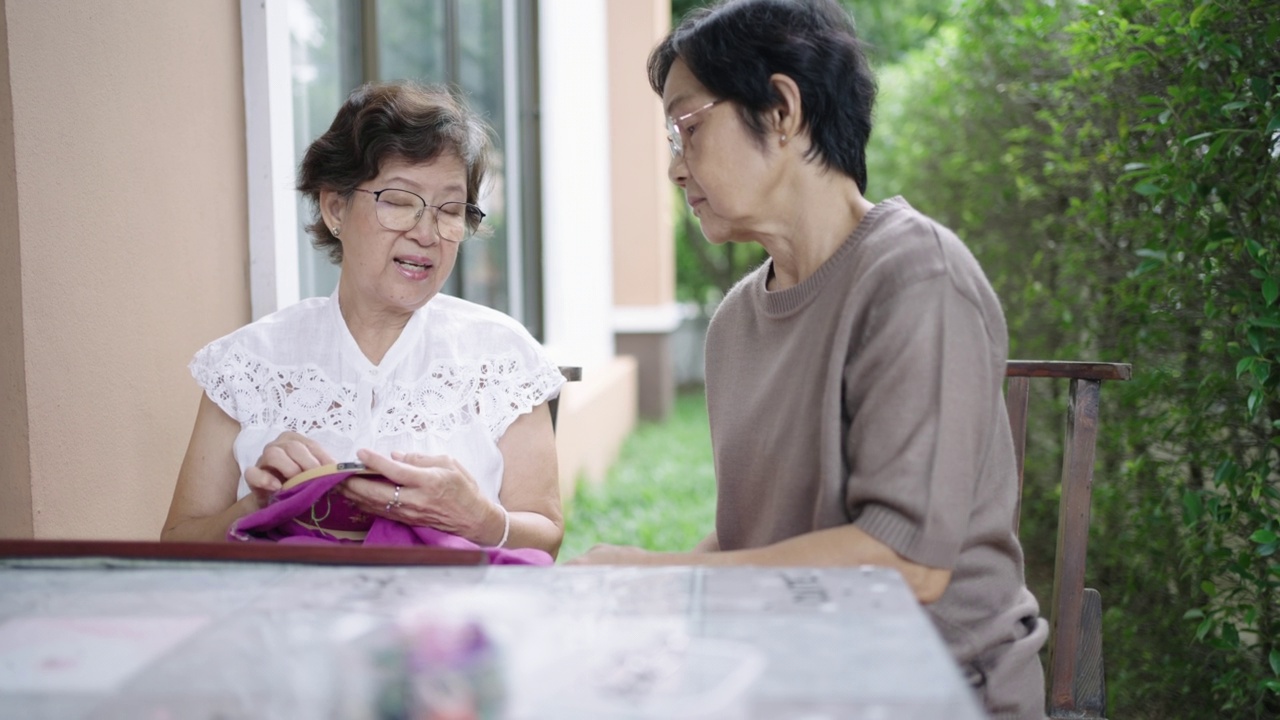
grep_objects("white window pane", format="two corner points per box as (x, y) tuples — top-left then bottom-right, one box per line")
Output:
(289, 0), (359, 299)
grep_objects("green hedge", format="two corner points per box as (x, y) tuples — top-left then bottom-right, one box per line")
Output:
(665, 0), (1278, 715)
(868, 1), (1280, 716)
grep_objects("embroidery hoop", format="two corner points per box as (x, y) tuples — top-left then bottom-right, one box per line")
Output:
(280, 461), (385, 490)
(278, 462), (391, 540)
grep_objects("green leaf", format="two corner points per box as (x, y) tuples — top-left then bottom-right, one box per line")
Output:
(1214, 459), (1236, 483)
(1236, 357), (1254, 378)
(1261, 542), (1278, 557)
(1247, 238), (1267, 261)
(1183, 489), (1204, 524)
(1200, 580), (1216, 596)
(1248, 389), (1263, 417)
(1134, 181), (1163, 196)
(1255, 361), (1274, 384)
(1254, 529), (1280, 544)
(1220, 100), (1248, 112)
(1268, 115), (1280, 134)
(1251, 77), (1271, 101)
(1131, 259), (1164, 277)
(1251, 316), (1280, 329)
(1265, 278), (1279, 306)
(1202, 133), (1232, 164)
(1183, 608), (1205, 620)
(1221, 622), (1240, 647)
(1195, 617), (1214, 641)
(1271, 649), (1280, 677)
(1189, 2), (1211, 27)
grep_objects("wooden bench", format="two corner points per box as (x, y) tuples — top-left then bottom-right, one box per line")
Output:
(1005, 360), (1132, 720)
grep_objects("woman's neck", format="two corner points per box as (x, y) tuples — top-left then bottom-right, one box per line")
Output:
(762, 172), (875, 291)
(337, 283), (413, 366)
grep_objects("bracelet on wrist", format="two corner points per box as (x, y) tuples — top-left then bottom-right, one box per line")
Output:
(486, 504), (510, 549)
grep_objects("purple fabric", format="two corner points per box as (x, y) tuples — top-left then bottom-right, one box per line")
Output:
(227, 469), (552, 566)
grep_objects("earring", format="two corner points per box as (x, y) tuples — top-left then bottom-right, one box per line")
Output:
(780, 134), (788, 145)
(331, 226), (341, 237)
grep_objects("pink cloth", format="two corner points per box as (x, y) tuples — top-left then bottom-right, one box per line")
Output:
(227, 468), (552, 566)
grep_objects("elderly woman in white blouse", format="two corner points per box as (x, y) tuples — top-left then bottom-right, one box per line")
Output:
(161, 81), (565, 556)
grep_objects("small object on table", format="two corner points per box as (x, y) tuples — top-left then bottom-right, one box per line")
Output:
(360, 620), (506, 720)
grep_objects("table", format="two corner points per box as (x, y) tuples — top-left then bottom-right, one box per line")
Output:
(0, 545), (986, 719)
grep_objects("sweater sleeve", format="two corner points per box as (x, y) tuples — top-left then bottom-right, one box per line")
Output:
(843, 271), (1002, 570)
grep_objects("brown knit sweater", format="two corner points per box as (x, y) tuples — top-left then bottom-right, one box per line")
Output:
(704, 197), (1048, 720)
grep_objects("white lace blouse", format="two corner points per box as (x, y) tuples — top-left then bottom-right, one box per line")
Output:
(190, 291), (565, 502)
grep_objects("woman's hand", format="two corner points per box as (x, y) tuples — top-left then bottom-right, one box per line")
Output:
(567, 544), (668, 565)
(243, 431), (335, 501)
(344, 448), (504, 545)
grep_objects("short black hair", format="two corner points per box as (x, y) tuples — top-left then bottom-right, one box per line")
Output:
(297, 81), (492, 264)
(648, 0), (876, 194)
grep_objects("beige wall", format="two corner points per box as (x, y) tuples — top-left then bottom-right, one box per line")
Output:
(608, 0), (674, 307)
(0, 1), (33, 537)
(554, 356), (638, 500)
(0, 0), (249, 539)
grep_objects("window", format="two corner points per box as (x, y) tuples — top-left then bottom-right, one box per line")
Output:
(285, 0), (542, 335)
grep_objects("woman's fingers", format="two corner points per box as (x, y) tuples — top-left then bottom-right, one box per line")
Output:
(342, 451), (411, 512)
(279, 432), (335, 468)
(244, 467), (283, 494)
(341, 474), (399, 501)
(566, 544), (656, 565)
(339, 477), (400, 515)
(355, 447), (398, 476)
(248, 433), (336, 492)
(389, 450), (451, 468)
(345, 450), (483, 537)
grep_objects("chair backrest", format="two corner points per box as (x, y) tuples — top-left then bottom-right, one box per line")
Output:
(1005, 360), (1131, 720)
(549, 366), (582, 431)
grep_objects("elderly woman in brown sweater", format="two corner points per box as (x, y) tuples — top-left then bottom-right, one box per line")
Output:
(570, 1), (1048, 717)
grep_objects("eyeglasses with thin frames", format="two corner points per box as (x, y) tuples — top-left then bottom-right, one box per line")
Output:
(352, 188), (484, 243)
(666, 100), (720, 158)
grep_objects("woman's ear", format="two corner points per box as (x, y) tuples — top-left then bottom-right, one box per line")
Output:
(318, 189), (347, 234)
(768, 73), (804, 145)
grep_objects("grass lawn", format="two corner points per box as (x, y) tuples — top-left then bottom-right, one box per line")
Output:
(557, 389), (718, 562)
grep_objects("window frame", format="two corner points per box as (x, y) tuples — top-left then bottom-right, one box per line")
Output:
(240, 0), (544, 337)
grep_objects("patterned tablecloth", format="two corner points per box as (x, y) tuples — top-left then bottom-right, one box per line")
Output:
(0, 561), (987, 719)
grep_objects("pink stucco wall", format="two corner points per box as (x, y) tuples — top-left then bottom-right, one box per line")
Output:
(0, 0), (250, 538)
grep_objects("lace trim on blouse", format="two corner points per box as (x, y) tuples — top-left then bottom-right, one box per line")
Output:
(192, 344), (562, 441)
(377, 353), (564, 439)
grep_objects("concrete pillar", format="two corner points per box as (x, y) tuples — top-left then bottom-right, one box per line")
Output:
(607, 0), (677, 421)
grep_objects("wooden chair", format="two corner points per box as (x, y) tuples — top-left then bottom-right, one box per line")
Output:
(1005, 360), (1132, 720)
(549, 366), (582, 431)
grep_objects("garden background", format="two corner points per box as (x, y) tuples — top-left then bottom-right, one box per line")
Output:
(563, 1), (1280, 717)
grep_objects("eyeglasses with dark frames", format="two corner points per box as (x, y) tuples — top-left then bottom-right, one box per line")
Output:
(352, 188), (484, 243)
(665, 100), (720, 158)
